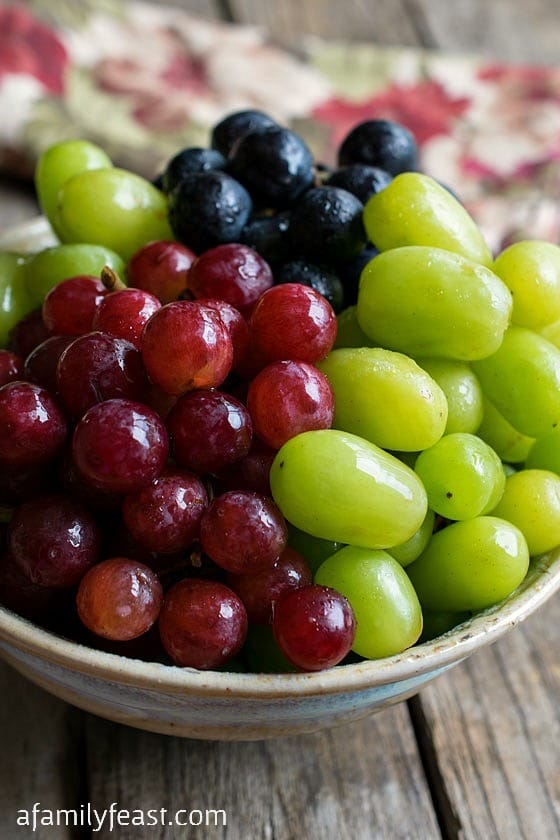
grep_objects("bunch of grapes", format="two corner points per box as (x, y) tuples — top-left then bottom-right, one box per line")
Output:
(1, 109), (560, 673)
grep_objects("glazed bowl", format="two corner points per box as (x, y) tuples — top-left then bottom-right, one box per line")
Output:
(1, 218), (560, 740)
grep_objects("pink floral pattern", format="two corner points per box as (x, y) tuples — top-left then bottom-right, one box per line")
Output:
(0, 0), (559, 249)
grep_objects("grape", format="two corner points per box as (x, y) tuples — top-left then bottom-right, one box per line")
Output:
(338, 119), (418, 175)
(55, 168), (173, 260)
(8, 307), (51, 357)
(489, 469), (560, 555)
(92, 288), (161, 349)
(42, 274), (107, 335)
(325, 164), (392, 204)
(314, 546), (422, 659)
(526, 428), (560, 473)
(0, 549), (61, 621)
(406, 516), (529, 611)
(161, 147), (226, 192)
(336, 243), (379, 308)
(122, 470), (208, 554)
(211, 109), (277, 158)
(247, 360), (334, 450)
(126, 240), (196, 305)
(357, 247), (512, 360)
(186, 243), (273, 315)
(34, 139), (112, 237)
(289, 187), (366, 263)
(420, 610), (471, 643)
(476, 396), (535, 463)
(240, 211), (291, 267)
(158, 578), (248, 669)
(168, 170), (252, 253)
(0, 349), (23, 386)
(243, 624), (298, 673)
(493, 240), (560, 328)
(167, 389), (252, 475)
(272, 584), (356, 671)
(213, 438), (275, 497)
(249, 283), (337, 366)
(270, 429), (428, 549)
(415, 358), (484, 435)
(9, 494), (101, 589)
(57, 332), (148, 418)
(197, 299), (249, 371)
(472, 326), (560, 438)
(200, 490), (288, 574)
(77, 558), (163, 641)
(72, 398), (169, 494)
(276, 261), (344, 313)
(228, 126), (314, 207)
(387, 509), (436, 568)
(414, 433), (505, 520)
(333, 305), (375, 350)
(318, 347), (448, 452)
(0, 381), (67, 468)
(141, 301), (233, 396)
(227, 546), (312, 624)
(287, 525), (345, 575)
(0, 253), (34, 347)
(24, 244), (124, 307)
(363, 173), (493, 266)
(23, 335), (74, 393)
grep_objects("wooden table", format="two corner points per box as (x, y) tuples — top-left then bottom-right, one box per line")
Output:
(1, 2), (559, 838)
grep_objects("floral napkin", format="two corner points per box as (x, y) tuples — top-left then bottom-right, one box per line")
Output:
(1, 0), (560, 252)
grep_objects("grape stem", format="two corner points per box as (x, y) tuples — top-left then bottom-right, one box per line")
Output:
(101, 265), (126, 292)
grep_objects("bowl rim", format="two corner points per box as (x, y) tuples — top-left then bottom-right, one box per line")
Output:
(0, 550), (558, 699)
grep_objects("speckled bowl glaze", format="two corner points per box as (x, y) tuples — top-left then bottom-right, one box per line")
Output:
(1, 218), (560, 739)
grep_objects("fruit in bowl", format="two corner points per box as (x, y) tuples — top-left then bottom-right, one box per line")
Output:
(0, 112), (559, 738)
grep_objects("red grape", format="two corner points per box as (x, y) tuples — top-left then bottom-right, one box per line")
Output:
(248, 283), (337, 364)
(0, 549), (61, 620)
(272, 584), (356, 671)
(247, 360), (334, 449)
(186, 243), (273, 315)
(9, 493), (102, 589)
(77, 558), (163, 641)
(127, 240), (196, 304)
(197, 298), (249, 370)
(200, 490), (287, 574)
(92, 288), (161, 349)
(122, 469), (208, 553)
(141, 301), (233, 396)
(0, 350), (23, 386)
(227, 546), (312, 624)
(167, 389), (253, 475)
(214, 438), (276, 496)
(0, 381), (67, 468)
(72, 398), (169, 494)
(159, 578), (247, 669)
(42, 275), (107, 335)
(9, 308), (51, 357)
(23, 335), (74, 393)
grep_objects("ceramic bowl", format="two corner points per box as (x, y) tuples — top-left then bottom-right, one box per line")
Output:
(1, 218), (560, 740)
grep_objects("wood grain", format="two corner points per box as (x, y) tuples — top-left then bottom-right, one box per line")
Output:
(0, 662), (85, 839)
(409, 596), (560, 840)
(85, 704), (440, 840)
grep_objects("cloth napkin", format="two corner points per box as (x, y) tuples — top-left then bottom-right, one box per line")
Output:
(1, 0), (559, 252)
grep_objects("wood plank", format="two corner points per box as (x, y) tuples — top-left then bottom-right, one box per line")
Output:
(229, 0), (423, 49)
(0, 662), (86, 839)
(85, 703), (441, 839)
(409, 596), (560, 840)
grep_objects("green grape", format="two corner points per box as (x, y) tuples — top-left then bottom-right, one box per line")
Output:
(55, 168), (173, 260)
(24, 243), (125, 307)
(317, 347), (448, 451)
(416, 358), (484, 434)
(493, 240), (560, 328)
(538, 317), (560, 349)
(406, 516), (529, 611)
(419, 609), (471, 643)
(314, 546), (423, 659)
(490, 469), (560, 555)
(35, 140), (113, 239)
(357, 246), (512, 360)
(475, 396), (535, 463)
(363, 172), (493, 266)
(333, 305), (374, 349)
(472, 326), (560, 438)
(243, 625), (298, 673)
(0, 253), (34, 347)
(414, 433), (505, 520)
(287, 525), (345, 575)
(270, 429), (428, 549)
(526, 428), (560, 473)
(502, 463), (517, 478)
(387, 509), (435, 567)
